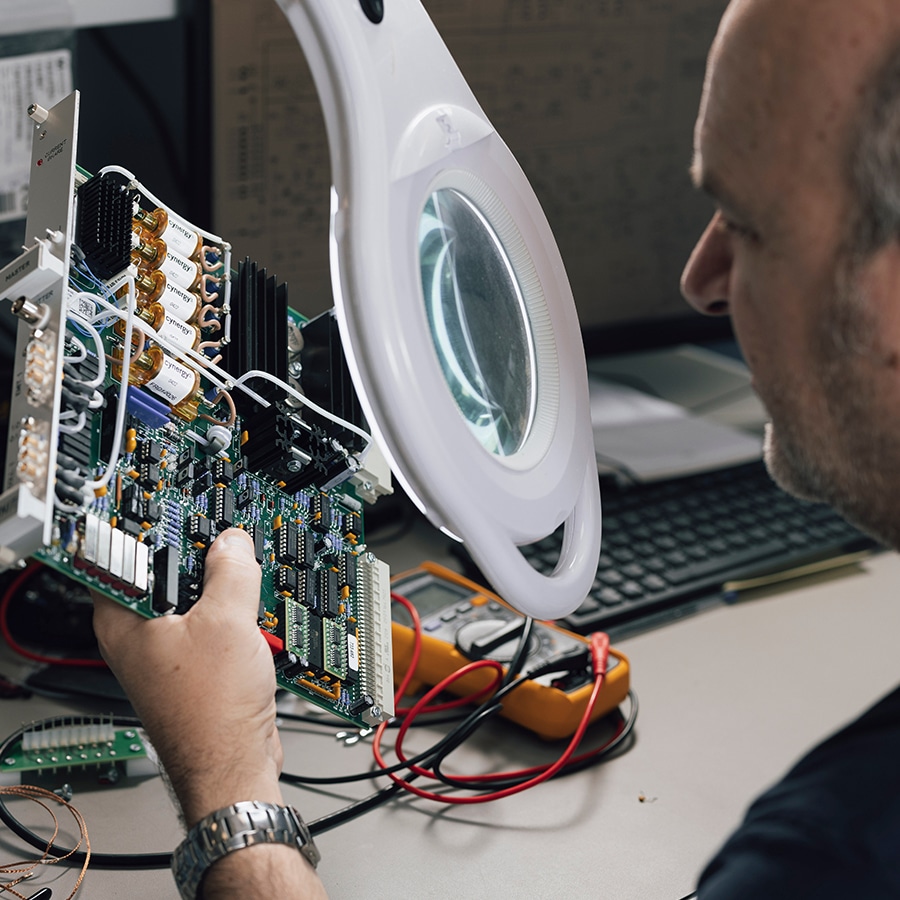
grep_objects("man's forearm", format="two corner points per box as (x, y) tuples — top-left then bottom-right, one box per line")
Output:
(200, 842), (328, 899)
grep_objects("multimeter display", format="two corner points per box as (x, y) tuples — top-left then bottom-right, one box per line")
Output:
(391, 563), (630, 740)
(402, 580), (469, 619)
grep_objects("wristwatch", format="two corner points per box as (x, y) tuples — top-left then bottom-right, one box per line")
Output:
(172, 800), (320, 900)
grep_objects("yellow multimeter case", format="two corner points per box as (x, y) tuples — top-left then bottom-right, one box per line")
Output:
(390, 563), (630, 741)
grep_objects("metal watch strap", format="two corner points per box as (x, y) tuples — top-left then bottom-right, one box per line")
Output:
(172, 800), (320, 900)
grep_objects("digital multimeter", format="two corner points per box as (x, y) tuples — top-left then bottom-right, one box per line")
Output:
(390, 563), (630, 740)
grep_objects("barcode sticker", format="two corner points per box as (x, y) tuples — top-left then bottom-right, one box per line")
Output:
(0, 49), (73, 224)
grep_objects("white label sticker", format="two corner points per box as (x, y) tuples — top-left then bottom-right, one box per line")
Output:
(347, 633), (360, 673)
(0, 50), (73, 224)
(159, 280), (198, 321)
(147, 354), (194, 404)
(156, 311), (196, 350)
(162, 217), (199, 258)
(67, 288), (95, 321)
(159, 249), (198, 289)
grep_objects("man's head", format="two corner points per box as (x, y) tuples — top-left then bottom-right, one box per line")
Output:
(681, 0), (900, 547)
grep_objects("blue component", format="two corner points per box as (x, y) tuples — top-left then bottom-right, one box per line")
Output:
(126, 388), (170, 428)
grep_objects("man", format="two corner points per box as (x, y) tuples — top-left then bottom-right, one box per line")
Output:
(95, 0), (900, 896)
(681, 0), (900, 896)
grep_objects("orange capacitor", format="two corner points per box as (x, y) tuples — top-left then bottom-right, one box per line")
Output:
(133, 235), (202, 292)
(113, 302), (200, 350)
(133, 271), (201, 323)
(134, 207), (203, 260)
(112, 345), (202, 421)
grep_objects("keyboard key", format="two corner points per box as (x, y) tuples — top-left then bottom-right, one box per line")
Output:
(599, 570), (624, 586)
(641, 574), (668, 592)
(595, 587), (625, 606)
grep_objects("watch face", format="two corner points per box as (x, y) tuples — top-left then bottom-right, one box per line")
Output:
(275, 0), (601, 620)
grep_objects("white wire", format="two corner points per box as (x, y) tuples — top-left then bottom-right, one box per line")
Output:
(65, 297), (108, 388)
(84, 274), (135, 492)
(233, 369), (372, 446)
(64, 334), (87, 363)
(85, 290), (271, 406)
(58, 412), (86, 434)
(97, 165), (227, 244)
(96, 164), (233, 316)
(72, 231), (354, 443)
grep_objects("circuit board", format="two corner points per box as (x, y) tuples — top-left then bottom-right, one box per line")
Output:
(0, 717), (148, 782)
(0, 93), (394, 728)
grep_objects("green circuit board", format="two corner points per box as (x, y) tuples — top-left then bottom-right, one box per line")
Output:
(0, 133), (393, 729)
(33, 297), (392, 727)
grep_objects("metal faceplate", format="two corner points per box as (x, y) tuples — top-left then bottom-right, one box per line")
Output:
(0, 93), (78, 564)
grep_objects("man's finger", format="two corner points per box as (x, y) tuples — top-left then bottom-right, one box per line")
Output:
(200, 528), (262, 623)
(91, 588), (140, 641)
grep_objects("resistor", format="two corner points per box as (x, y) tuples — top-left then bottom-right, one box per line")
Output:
(165, 500), (183, 547)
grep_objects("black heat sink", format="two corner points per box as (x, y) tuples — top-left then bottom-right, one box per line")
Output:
(241, 403), (357, 493)
(299, 309), (367, 458)
(75, 173), (133, 280)
(222, 258), (288, 415)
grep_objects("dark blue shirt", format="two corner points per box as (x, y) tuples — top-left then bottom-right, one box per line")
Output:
(699, 683), (900, 899)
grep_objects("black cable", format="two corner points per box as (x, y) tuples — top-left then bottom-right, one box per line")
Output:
(308, 782), (405, 835)
(280, 700), (505, 787)
(498, 617), (534, 689)
(306, 704), (506, 833)
(281, 614), (536, 788)
(431, 690), (639, 791)
(0, 717), (172, 869)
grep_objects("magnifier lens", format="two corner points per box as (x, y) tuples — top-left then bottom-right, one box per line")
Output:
(419, 187), (536, 456)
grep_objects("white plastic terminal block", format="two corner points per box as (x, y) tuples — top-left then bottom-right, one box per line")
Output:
(350, 438), (394, 505)
(356, 553), (394, 724)
(22, 720), (116, 752)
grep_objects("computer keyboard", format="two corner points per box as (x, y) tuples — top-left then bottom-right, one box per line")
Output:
(456, 461), (879, 638)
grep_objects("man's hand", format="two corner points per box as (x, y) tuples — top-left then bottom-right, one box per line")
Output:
(93, 528), (329, 897)
(92, 528), (283, 826)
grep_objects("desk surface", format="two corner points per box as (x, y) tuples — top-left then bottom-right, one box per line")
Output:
(1, 526), (899, 900)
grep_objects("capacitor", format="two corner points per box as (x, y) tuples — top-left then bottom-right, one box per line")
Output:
(132, 235), (203, 292)
(134, 207), (203, 260)
(112, 345), (203, 421)
(113, 302), (200, 350)
(133, 270), (201, 323)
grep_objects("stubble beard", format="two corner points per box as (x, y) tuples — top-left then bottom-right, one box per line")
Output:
(761, 264), (900, 549)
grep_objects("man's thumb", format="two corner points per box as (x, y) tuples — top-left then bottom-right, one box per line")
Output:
(201, 528), (262, 618)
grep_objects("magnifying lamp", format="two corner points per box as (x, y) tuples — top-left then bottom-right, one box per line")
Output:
(276, 0), (601, 621)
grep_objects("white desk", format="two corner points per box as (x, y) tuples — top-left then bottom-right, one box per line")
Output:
(1, 536), (899, 900)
